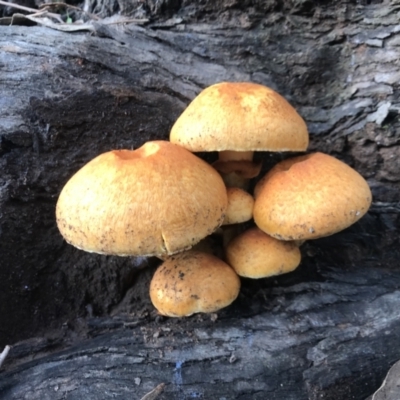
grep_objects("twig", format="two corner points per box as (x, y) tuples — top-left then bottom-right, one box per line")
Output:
(38, 2), (100, 20)
(102, 18), (150, 25)
(0, 345), (11, 368)
(29, 10), (64, 23)
(140, 383), (166, 400)
(0, 0), (38, 13)
(0, 0), (65, 23)
(0, 0), (148, 27)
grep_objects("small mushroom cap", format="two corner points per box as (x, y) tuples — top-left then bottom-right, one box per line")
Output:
(253, 152), (372, 241)
(222, 187), (254, 225)
(150, 250), (241, 317)
(170, 81), (309, 152)
(225, 227), (301, 279)
(56, 141), (228, 257)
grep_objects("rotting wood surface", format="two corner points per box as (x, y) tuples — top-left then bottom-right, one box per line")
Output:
(2, 266), (400, 399)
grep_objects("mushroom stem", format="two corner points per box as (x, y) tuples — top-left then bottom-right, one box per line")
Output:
(221, 173), (250, 190)
(219, 150), (254, 162)
(217, 151), (259, 189)
(213, 158), (262, 190)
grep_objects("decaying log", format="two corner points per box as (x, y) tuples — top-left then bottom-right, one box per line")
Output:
(2, 265), (400, 399)
(1, 1), (400, 399)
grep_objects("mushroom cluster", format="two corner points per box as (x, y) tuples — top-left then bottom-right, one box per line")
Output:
(56, 81), (372, 318)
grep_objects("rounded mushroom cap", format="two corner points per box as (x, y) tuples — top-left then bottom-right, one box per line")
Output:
(253, 152), (372, 241)
(222, 187), (254, 225)
(56, 141), (228, 257)
(170, 81), (309, 152)
(226, 227), (301, 279)
(150, 250), (241, 317)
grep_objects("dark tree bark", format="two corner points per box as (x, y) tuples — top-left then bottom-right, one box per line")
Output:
(1, 1), (400, 399)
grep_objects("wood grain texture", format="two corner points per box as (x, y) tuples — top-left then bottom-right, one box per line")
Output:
(2, 266), (400, 399)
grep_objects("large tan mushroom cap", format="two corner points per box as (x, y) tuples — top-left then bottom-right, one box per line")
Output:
(253, 152), (372, 241)
(170, 82), (309, 152)
(150, 250), (241, 317)
(56, 141), (228, 257)
(226, 227), (301, 279)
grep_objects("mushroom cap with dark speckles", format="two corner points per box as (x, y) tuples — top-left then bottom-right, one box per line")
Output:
(56, 141), (228, 256)
(150, 250), (240, 317)
(253, 152), (372, 240)
(170, 82), (308, 152)
(226, 227), (301, 278)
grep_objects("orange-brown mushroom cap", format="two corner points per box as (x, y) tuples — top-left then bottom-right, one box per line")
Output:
(253, 152), (372, 241)
(170, 82), (309, 153)
(225, 227), (301, 279)
(150, 250), (241, 317)
(56, 141), (228, 257)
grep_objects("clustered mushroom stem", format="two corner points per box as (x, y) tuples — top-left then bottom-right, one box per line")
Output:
(218, 150), (254, 162)
(217, 151), (259, 190)
(221, 173), (250, 191)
